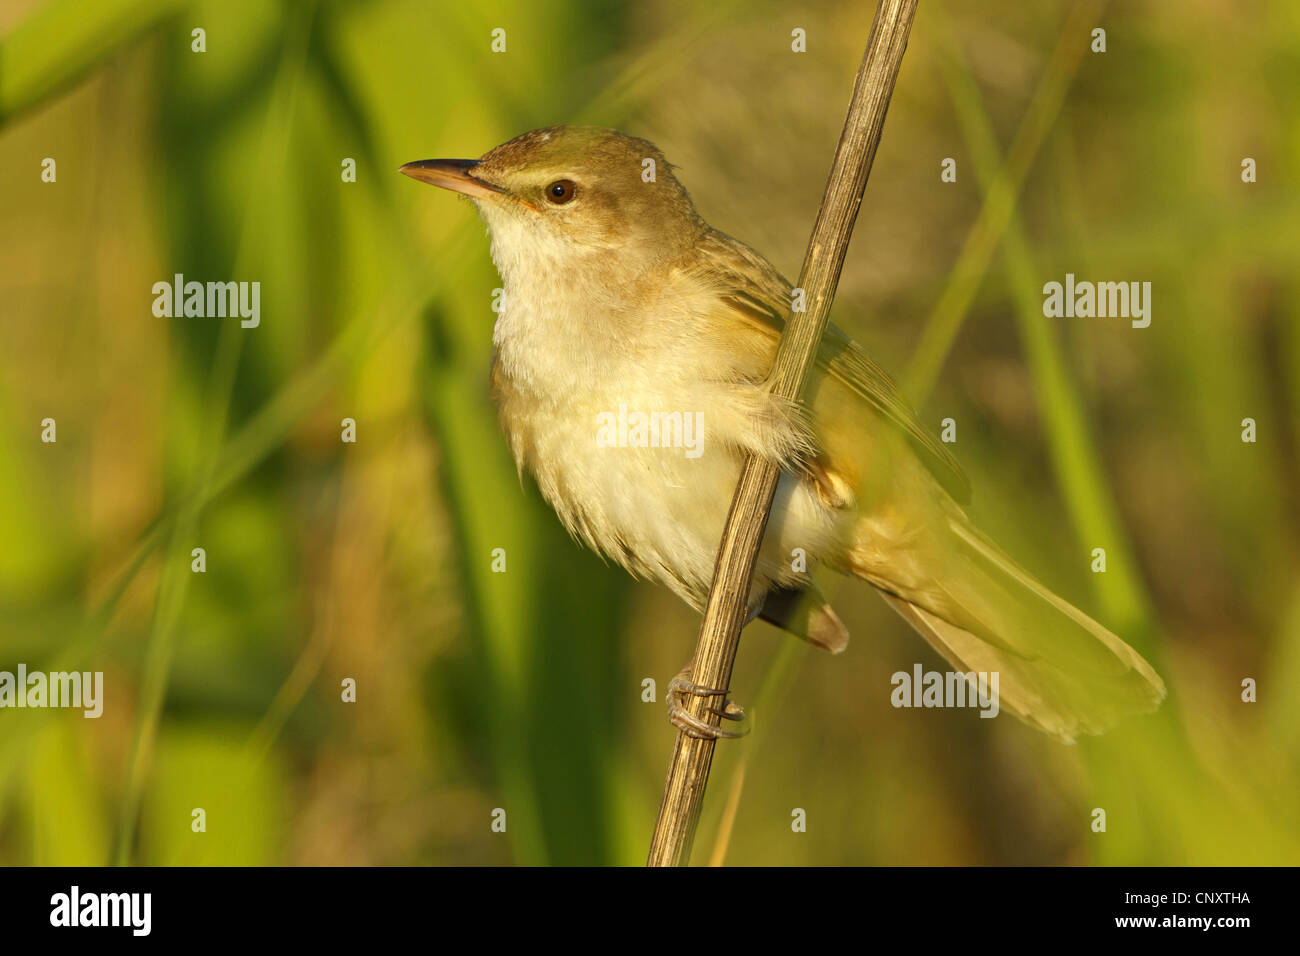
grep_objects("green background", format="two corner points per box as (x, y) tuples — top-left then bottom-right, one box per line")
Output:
(1, 0), (1297, 865)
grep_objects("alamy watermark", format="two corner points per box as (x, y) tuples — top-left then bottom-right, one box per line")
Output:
(1043, 273), (1151, 328)
(0, 665), (102, 718)
(891, 664), (999, 719)
(595, 403), (704, 458)
(152, 273), (260, 328)
(50, 886), (150, 936)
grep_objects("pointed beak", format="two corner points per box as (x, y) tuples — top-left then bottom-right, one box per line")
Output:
(399, 159), (506, 201)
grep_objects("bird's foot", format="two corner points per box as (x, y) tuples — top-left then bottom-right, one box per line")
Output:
(667, 665), (748, 740)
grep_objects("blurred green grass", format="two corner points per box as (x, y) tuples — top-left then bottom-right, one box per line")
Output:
(0, 0), (1297, 865)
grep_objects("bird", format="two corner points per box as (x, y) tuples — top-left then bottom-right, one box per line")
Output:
(400, 125), (1165, 743)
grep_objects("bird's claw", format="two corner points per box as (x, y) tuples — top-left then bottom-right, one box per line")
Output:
(667, 667), (748, 740)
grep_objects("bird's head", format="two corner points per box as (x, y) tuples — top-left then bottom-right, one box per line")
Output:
(401, 126), (704, 281)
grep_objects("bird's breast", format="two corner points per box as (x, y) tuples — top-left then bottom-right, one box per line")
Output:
(486, 275), (839, 603)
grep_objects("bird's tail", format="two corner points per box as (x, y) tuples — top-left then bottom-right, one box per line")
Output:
(847, 508), (1165, 742)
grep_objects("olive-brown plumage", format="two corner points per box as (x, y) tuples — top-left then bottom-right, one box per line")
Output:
(402, 126), (1165, 741)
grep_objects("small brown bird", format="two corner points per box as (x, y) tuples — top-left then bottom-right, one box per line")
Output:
(401, 126), (1165, 742)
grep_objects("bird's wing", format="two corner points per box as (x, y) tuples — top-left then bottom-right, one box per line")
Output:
(684, 229), (970, 503)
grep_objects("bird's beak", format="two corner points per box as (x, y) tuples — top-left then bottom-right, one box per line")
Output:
(399, 158), (506, 201)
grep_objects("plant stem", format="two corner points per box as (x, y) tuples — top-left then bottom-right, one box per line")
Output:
(645, 0), (920, 867)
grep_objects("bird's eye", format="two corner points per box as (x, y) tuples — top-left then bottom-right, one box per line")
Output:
(545, 179), (577, 204)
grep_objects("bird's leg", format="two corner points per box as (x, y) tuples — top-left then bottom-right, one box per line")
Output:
(667, 600), (762, 739)
(665, 595), (764, 738)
